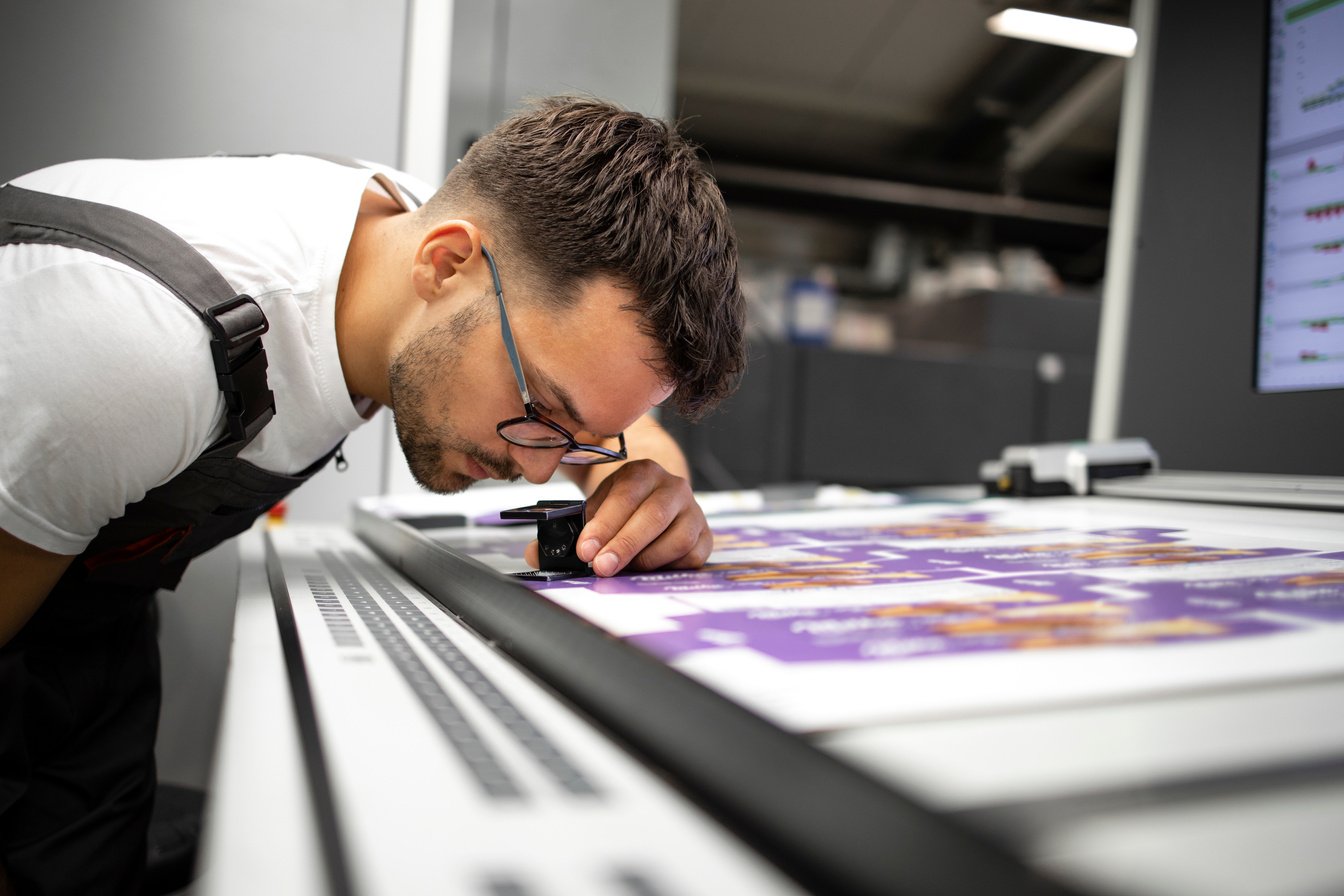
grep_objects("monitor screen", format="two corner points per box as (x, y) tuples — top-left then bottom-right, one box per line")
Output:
(1115, 0), (1342, 476)
(1256, 0), (1344, 392)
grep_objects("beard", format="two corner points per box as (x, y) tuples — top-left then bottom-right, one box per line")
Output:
(387, 302), (518, 493)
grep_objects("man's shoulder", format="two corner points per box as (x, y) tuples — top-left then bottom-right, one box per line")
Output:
(0, 251), (219, 403)
(0, 256), (226, 554)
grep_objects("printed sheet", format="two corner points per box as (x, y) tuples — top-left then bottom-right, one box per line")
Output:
(429, 496), (1344, 731)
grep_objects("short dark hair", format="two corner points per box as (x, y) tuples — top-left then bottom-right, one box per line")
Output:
(426, 96), (744, 420)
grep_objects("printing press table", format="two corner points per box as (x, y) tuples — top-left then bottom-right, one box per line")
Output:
(196, 484), (1344, 896)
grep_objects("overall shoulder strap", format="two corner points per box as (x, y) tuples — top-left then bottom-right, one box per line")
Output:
(0, 184), (275, 455)
(296, 152), (425, 210)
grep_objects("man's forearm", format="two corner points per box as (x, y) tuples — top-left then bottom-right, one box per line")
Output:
(0, 527), (75, 646)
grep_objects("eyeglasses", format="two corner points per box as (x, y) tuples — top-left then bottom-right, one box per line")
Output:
(483, 246), (628, 465)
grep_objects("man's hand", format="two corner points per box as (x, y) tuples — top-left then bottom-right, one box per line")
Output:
(525, 459), (712, 576)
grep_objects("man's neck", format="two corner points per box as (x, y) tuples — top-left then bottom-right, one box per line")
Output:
(334, 189), (409, 407)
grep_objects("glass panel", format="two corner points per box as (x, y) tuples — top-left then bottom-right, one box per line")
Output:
(560, 449), (614, 464)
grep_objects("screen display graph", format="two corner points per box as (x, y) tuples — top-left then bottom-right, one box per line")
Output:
(1258, 0), (1344, 391)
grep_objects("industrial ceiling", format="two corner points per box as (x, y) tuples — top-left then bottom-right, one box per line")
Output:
(674, 0), (1133, 282)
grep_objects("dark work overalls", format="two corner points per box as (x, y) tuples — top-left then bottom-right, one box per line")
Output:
(0, 184), (337, 894)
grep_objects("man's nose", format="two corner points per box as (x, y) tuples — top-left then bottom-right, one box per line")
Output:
(508, 442), (564, 484)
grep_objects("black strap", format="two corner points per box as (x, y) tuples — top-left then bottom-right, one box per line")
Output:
(296, 153), (425, 209)
(0, 184), (275, 453)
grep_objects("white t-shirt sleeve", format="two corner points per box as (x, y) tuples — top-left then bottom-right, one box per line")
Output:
(0, 249), (225, 555)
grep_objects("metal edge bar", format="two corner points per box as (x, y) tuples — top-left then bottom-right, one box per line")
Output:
(1089, 0), (1159, 440)
(352, 505), (1078, 896)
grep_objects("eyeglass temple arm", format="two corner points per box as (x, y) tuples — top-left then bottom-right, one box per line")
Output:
(482, 246), (533, 406)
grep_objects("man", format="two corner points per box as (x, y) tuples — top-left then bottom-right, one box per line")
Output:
(0, 97), (744, 894)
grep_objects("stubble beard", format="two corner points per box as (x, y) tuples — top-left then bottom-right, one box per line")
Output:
(387, 304), (517, 494)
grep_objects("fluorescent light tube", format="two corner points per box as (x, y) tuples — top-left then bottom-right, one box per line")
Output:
(987, 8), (1137, 57)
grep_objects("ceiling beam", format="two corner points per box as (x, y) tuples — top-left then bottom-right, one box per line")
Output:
(709, 161), (1111, 228)
(1004, 56), (1126, 180)
(676, 73), (934, 128)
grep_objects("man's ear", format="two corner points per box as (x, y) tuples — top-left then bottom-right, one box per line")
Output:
(411, 220), (481, 302)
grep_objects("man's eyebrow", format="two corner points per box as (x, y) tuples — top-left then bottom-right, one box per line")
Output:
(533, 369), (622, 440)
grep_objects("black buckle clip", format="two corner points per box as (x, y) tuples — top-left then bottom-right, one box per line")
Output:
(206, 295), (276, 443)
(205, 294), (270, 350)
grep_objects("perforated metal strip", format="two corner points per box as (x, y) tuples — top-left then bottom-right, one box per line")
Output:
(316, 550), (522, 799)
(343, 551), (600, 797)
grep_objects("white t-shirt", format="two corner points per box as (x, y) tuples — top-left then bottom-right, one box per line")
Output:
(0, 154), (414, 555)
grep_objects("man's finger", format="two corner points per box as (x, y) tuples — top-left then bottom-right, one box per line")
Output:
(575, 462), (661, 565)
(587, 481), (692, 576)
(625, 514), (713, 573)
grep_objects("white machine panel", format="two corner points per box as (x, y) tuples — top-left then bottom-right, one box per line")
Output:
(264, 525), (802, 896)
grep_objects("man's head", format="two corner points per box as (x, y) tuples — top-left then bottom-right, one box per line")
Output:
(421, 96), (744, 420)
(383, 97), (743, 494)
(387, 263), (672, 493)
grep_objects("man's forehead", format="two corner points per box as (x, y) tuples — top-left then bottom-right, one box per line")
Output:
(512, 277), (670, 434)
(530, 355), (671, 438)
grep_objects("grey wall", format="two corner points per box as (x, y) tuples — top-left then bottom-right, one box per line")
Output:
(0, 0), (408, 181)
(441, 0), (676, 165)
(1118, 0), (1344, 476)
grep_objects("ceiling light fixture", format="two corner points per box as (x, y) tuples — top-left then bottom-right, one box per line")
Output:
(986, 8), (1137, 57)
